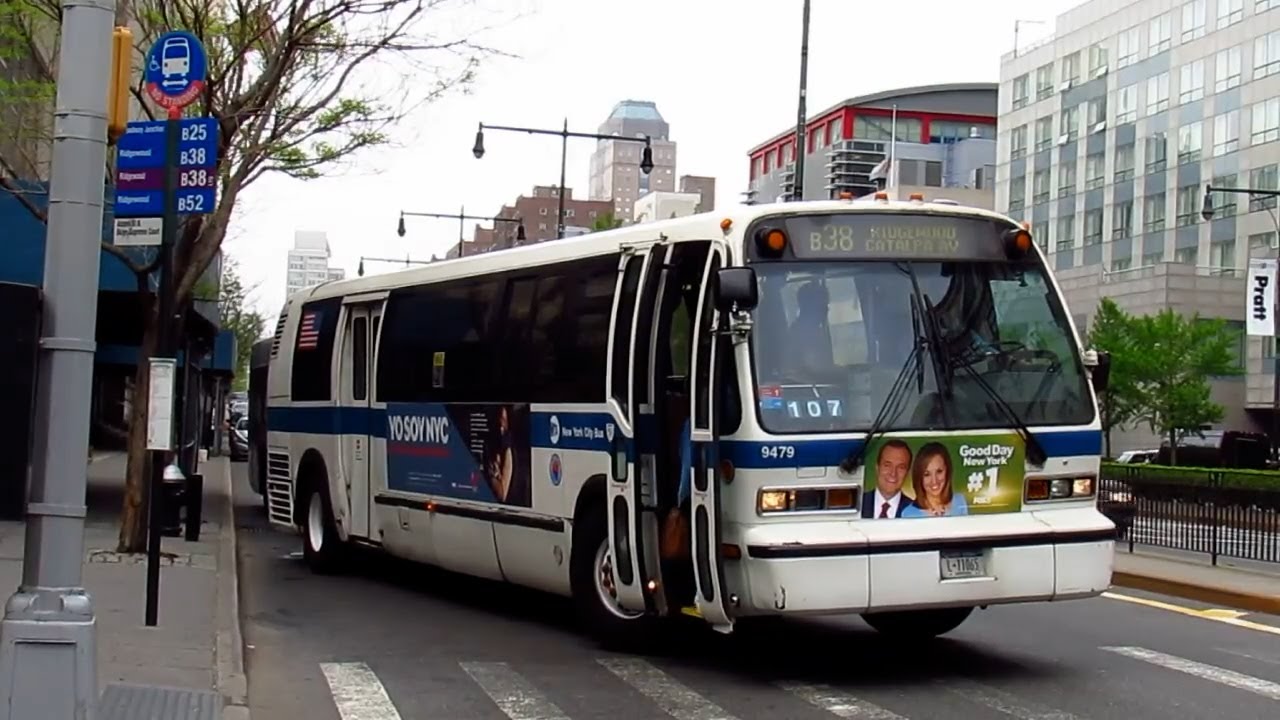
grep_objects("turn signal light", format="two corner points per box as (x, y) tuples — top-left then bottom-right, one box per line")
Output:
(757, 486), (860, 514)
(1026, 475), (1097, 502)
(754, 226), (788, 257)
(1003, 227), (1034, 257)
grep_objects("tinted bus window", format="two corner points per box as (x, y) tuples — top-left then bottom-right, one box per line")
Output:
(290, 298), (342, 401)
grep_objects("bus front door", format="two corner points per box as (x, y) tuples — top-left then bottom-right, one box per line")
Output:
(339, 300), (383, 540)
(689, 245), (733, 631)
(606, 245), (664, 614)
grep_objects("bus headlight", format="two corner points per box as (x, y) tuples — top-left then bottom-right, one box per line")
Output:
(757, 486), (859, 515)
(1026, 475), (1096, 502)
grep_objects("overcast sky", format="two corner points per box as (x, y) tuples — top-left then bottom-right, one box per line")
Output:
(227, 0), (1082, 320)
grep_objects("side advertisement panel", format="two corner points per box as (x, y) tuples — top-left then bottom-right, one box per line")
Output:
(384, 402), (532, 507)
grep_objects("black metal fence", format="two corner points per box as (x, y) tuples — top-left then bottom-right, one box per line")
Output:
(1100, 464), (1280, 565)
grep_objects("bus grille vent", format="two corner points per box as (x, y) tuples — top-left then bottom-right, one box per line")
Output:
(265, 451), (293, 526)
(269, 313), (288, 358)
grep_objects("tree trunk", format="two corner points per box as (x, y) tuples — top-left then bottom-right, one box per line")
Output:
(1102, 397), (1113, 460)
(1168, 428), (1178, 466)
(117, 310), (157, 553)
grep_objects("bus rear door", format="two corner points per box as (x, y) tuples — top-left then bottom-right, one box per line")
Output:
(689, 244), (733, 630)
(338, 297), (384, 540)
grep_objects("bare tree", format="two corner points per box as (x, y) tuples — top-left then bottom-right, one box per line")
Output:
(0, 0), (511, 551)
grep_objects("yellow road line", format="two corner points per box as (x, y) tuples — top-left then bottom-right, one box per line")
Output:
(1102, 591), (1280, 636)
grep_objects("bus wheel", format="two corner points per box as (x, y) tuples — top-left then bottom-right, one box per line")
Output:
(570, 512), (648, 648)
(302, 484), (344, 574)
(861, 606), (973, 639)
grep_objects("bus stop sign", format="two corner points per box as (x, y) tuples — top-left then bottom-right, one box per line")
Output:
(143, 30), (208, 110)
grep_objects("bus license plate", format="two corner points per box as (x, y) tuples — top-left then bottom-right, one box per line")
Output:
(940, 551), (986, 579)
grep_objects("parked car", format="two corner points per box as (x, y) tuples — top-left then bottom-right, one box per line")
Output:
(1115, 449), (1157, 464)
(229, 417), (248, 461)
(1098, 480), (1136, 540)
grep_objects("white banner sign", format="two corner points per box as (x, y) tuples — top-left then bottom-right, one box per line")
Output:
(114, 217), (162, 247)
(1246, 258), (1278, 337)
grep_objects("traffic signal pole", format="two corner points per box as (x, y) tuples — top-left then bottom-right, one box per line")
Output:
(0, 0), (118, 716)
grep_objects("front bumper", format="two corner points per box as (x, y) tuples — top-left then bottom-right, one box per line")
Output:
(724, 508), (1116, 616)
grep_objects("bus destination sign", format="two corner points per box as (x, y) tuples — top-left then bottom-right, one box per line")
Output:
(779, 214), (1015, 261)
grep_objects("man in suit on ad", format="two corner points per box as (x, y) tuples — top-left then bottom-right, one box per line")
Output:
(862, 439), (918, 519)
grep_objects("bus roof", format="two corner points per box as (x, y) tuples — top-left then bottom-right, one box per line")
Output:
(293, 198), (1020, 305)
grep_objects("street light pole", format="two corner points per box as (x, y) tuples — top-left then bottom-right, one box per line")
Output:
(397, 209), (525, 256)
(1203, 183), (1280, 458)
(357, 256), (435, 277)
(472, 120), (656, 239)
(792, 0), (811, 202)
(0, 0), (113, 715)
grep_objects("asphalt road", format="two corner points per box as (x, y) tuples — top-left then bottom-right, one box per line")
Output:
(231, 464), (1280, 720)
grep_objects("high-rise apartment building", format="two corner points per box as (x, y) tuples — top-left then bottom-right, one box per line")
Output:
(589, 100), (677, 221)
(747, 84), (999, 205)
(996, 0), (1280, 451)
(286, 230), (342, 295)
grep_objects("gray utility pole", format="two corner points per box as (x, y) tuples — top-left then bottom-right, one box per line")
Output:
(0, 0), (116, 717)
(792, 0), (811, 201)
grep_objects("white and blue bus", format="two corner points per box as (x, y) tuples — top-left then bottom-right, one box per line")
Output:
(260, 197), (1116, 643)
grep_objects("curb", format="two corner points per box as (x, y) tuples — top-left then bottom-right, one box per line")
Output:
(212, 457), (250, 719)
(1111, 571), (1280, 616)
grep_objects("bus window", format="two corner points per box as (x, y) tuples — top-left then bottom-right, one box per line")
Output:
(610, 257), (643, 415)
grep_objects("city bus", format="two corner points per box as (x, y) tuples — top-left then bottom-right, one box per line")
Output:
(261, 197), (1117, 643)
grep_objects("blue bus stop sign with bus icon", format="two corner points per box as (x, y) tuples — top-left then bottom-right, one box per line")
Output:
(144, 30), (208, 111)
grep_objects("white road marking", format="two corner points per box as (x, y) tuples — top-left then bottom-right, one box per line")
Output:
(461, 661), (571, 720)
(1102, 646), (1280, 701)
(943, 680), (1081, 720)
(1102, 592), (1280, 636)
(320, 662), (403, 720)
(598, 657), (739, 720)
(778, 682), (907, 719)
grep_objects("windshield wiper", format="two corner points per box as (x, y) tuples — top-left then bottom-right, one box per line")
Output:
(955, 362), (1049, 467)
(839, 298), (926, 474)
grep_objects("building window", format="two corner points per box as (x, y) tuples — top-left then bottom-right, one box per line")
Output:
(1252, 98), (1280, 144)
(1008, 177), (1026, 211)
(1085, 153), (1106, 189)
(1087, 44), (1109, 78)
(1262, 0), (1280, 13)
(1250, 231), (1277, 253)
(1143, 248), (1166, 266)
(1176, 185), (1201, 226)
(1117, 84), (1138, 124)
(1146, 73), (1170, 115)
(1214, 110), (1240, 155)
(1057, 215), (1076, 251)
(1212, 239), (1238, 274)
(1256, 31), (1280, 79)
(1112, 258), (1133, 272)
(1084, 209), (1104, 245)
(1033, 169), (1051, 203)
(1113, 200), (1135, 239)
(1250, 164), (1279, 210)
(1117, 26), (1141, 68)
(1211, 174), (1239, 216)
(1174, 246), (1199, 265)
(1145, 132), (1168, 172)
(853, 116), (921, 142)
(1216, 47), (1242, 92)
(1035, 63), (1054, 99)
(1178, 121), (1203, 163)
(1061, 52), (1081, 87)
(1182, 0), (1207, 41)
(1115, 143), (1135, 181)
(1034, 116), (1053, 151)
(1179, 60), (1205, 104)
(1060, 106), (1080, 143)
(1058, 161), (1077, 197)
(1148, 13), (1172, 55)
(1144, 193), (1167, 233)
(1218, 0), (1244, 28)
(1086, 97), (1107, 132)
(1010, 125), (1028, 159)
(1033, 221), (1050, 252)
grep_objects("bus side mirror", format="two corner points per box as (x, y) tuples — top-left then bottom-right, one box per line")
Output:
(714, 267), (757, 313)
(1091, 350), (1111, 393)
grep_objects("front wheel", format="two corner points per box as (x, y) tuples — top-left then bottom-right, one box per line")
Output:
(301, 484), (345, 574)
(861, 606), (974, 639)
(571, 512), (651, 649)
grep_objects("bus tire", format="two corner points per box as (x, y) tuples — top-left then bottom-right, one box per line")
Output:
(861, 606), (973, 639)
(570, 511), (650, 649)
(301, 482), (345, 574)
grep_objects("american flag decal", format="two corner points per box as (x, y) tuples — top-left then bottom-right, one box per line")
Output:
(297, 311), (321, 350)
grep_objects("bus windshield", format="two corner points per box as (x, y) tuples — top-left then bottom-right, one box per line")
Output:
(750, 259), (1093, 434)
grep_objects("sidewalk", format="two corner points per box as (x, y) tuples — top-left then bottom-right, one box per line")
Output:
(1112, 545), (1280, 615)
(0, 452), (248, 720)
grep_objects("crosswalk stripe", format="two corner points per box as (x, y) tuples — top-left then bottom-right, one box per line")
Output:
(943, 680), (1080, 720)
(460, 661), (571, 720)
(598, 657), (739, 720)
(320, 662), (403, 720)
(777, 682), (907, 719)
(1102, 646), (1280, 701)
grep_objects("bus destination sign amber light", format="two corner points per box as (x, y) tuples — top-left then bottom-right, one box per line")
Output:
(782, 214), (1010, 261)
